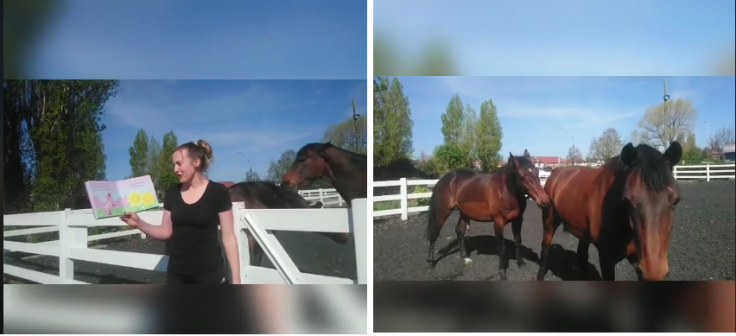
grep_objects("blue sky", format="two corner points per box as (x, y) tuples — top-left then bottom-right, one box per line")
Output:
(29, 0), (366, 79)
(374, 0), (735, 75)
(102, 80), (366, 182)
(399, 77), (735, 158)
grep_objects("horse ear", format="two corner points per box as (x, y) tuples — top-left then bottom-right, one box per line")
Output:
(317, 142), (331, 153)
(664, 141), (683, 168)
(508, 151), (518, 167)
(523, 149), (531, 159)
(620, 143), (637, 166)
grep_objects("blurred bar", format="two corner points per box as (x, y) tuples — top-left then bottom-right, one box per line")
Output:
(4, 285), (367, 334)
(374, 281), (735, 332)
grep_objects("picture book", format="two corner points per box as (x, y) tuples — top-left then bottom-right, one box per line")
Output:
(84, 175), (160, 219)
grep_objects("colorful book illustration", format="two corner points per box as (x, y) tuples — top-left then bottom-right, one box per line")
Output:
(84, 175), (160, 219)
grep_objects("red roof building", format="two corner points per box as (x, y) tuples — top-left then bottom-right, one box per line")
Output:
(497, 156), (570, 168)
(216, 181), (236, 188)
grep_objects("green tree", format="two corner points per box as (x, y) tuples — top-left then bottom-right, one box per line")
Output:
(129, 129), (150, 178)
(459, 103), (477, 160)
(267, 150), (297, 181)
(373, 77), (414, 166)
(441, 94), (465, 145)
(589, 127), (624, 161)
(157, 131), (180, 192)
(637, 98), (698, 148)
(432, 143), (466, 174)
(567, 144), (583, 164)
(322, 108), (368, 154)
(474, 99), (504, 172)
(147, 135), (162, 177)
(683, 132), (698, 152)
(681, 146), (704, 165)
(32, 81), (115, 211)
(245, 168), (260, 182)
(3, 80), (118, 213)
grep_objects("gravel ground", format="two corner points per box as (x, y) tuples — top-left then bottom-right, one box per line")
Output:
(374, 180), (735, 281)
(5, 228), (356, 284)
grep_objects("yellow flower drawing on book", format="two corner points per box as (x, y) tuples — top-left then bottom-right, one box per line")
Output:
(142, 191), (156, 206)
(127, 192), (143, 207)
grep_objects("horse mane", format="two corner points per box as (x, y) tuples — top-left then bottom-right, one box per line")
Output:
(374, 158), (433, 180)
(229, 181), (312, 208)
(601, 145), (672, 192)
(298, 142), (367, 168)
(492, 155), (534, 178)
(632, 145), (673, 192)
(326, 143), (367, 167)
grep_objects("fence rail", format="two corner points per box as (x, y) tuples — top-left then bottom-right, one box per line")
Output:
(4, 194), (365, 285)
(373, 163), (735, 220)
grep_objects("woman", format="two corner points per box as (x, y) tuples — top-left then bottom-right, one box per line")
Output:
(120, 139), (241, 285)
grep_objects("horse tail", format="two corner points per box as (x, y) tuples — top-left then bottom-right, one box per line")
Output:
(425, 181), (441, 242)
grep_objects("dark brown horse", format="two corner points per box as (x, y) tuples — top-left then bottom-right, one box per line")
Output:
(227, 181), (349, 267)
(281, 142), (367, 205)
(536, 142), (682, 281)
(425, 150), (550, 280)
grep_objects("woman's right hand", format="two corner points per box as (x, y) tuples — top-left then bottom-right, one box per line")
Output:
(120, 212), (142, 227)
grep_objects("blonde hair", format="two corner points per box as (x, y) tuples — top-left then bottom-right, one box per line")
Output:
(176, 139), (214, 172)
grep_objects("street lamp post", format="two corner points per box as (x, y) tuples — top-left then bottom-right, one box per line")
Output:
(704, 121), (710, 141)
(663, 80), (671, 148)
(352, 99), (361, 152)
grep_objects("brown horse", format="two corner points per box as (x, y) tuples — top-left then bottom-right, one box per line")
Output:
(281, 142), (367, 205)
(425, 150), (550, 280)
(227, 181), (349, 267)
(536, 142), (682, 281)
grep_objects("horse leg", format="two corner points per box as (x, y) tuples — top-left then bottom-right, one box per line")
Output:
(511, 216), (526, 268)
(537, 205), (560, 281)
(426, 198), (453, 269)
(576, 239), (590, 280)
(455, 215), (471, 264)
(598, 250), (616, 281)
(493, 219), (508, 280)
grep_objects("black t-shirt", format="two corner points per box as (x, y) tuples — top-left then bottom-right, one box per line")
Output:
(163, 181), (232, 274)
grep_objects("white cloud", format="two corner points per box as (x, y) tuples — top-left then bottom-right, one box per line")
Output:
(437, 77), (642, 128)
(105, 82), (320, 129)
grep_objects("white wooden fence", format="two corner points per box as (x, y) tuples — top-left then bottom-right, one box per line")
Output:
(3, 188), (345, 248)
(373, 163), (735, 220)
(298, 188), (346, 207)
(3, 198), (366, 285)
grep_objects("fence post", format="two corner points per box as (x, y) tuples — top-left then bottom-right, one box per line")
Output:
(319, 189), (324, 204)
(400, 178), (408, 221)
(706, 164), (710, 182)
(350, 199), (368, 284)
(673, 165), (678, 179)
(58, 208), (88, 283)
(232, 202), (249, 283)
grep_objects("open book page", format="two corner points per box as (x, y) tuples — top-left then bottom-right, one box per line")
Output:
(116, 175), (160, 214)
(84, 181), (124, 219)
(84, 175), (160, 220)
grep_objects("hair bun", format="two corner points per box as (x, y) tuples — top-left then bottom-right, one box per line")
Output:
(196, 139), (214, 159)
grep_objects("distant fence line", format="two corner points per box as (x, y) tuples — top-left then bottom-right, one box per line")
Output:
(373, 163), (735, 220)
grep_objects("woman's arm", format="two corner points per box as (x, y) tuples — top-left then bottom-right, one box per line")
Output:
(136, 210), (173, 240)
(216, 184), (241, 284)
(220, 209), (241, 284)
